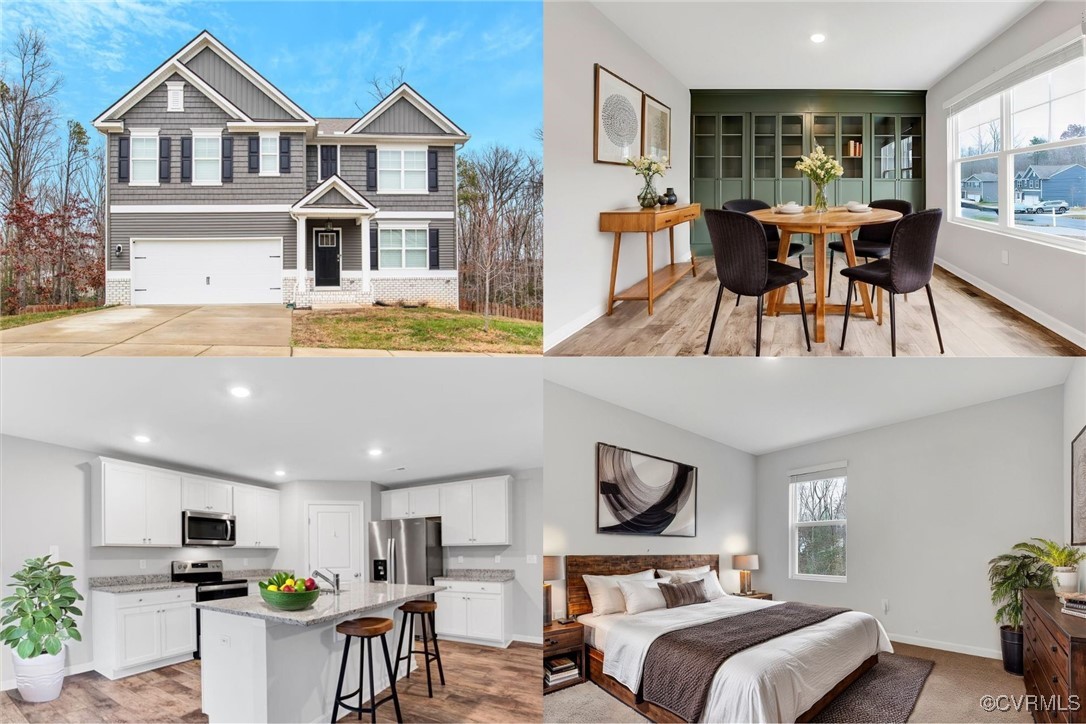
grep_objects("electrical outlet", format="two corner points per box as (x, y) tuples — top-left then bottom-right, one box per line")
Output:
(494, 555), (501, 564)
(527, 554), (538, 564)
(1001, 250), (1009, 265)
(457, 555), (463, 564)
(139, 559), (146, 570)
(881, 598), (889, 614)
(49, 545), (59, 559)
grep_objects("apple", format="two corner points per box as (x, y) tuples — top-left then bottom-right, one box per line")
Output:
(305, 578), (317, 591)
(282, 585), (295, 593)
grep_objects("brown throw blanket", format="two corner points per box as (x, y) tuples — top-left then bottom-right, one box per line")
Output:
(641, 602), (851, 722)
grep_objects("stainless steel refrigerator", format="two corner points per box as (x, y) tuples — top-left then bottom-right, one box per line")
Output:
(369, 518), (442, 585)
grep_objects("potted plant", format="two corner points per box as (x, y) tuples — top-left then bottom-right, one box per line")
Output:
(1013, 538), (1086, 594)
(0, 555), (83, 702)
(988, 550), (1052, 675)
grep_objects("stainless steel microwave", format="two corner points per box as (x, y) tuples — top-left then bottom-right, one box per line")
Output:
(182, 510), (236, 547)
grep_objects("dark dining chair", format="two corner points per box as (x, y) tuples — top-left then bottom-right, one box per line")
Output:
(840, 208), (945, 357)
(704, 209), (811, 356)
(827, 199), (912, 296)
(722, 199), (805, 307)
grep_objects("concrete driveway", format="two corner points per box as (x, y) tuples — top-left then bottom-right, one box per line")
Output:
(0, 305), (293, 356)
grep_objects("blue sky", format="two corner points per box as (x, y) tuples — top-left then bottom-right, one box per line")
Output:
(1, 0), (541, 153)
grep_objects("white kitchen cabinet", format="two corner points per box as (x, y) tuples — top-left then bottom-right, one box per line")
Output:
(91, 587), (196, 680)
(91, 458), (182, 547)
(432, 579), (512, 647)
(118, 607), (161, 668)
(381, 486), (442, 520)
(182, 475), (233, 514)
(234, 485), (280, 548)
(439, 476), (511, 546)
(159, 602), (197, 658)
(438, 483), (474, 544)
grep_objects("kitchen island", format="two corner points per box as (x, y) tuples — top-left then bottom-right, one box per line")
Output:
(195, 582), (443, 723)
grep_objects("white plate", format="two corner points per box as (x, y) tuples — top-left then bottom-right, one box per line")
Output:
(775, 206), (804, 214)
(847, 206), (871, 213)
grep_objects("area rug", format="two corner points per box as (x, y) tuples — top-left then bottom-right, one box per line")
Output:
(543, 653), (934, 724)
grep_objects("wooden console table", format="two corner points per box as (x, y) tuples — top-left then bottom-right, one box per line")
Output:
(599, 203), (701, 315)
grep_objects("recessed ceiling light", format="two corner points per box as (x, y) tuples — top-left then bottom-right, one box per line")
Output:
(133, 434), (151, 444)
(368, 448), (383, 457)
(274, 470), (286, 477)
(229, 386), (251, 398)
(810, 33), (826, 43)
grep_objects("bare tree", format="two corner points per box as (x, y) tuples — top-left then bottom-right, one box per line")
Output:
(359, 65), (407, 108)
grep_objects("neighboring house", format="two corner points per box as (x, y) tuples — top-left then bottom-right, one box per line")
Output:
(961, 172), (998, 202)
(1014, 164), (1086, 206)
(93, 31), (468, 308)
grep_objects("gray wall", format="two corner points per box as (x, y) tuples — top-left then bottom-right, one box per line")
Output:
(543, 382), (758, 617)
(185, 47), (296, 121)
(926, 0), (1086, 345)
(755, 387), (1065, 659)
(1065, 361), (1086, 588)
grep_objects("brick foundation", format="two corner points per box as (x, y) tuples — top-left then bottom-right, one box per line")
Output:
(105, 279), (131, 306)
(371, 276), (458, 309)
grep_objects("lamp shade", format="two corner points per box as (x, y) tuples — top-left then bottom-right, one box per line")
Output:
(733, 554), (759, 571)
(543, 555), (563, 582)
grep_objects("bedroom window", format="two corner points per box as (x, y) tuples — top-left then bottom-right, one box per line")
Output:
(378, 227), (428, 269)
(789, 464), (847, 582)
(192, 129), (222, 185)
(377, 148), (427, 192)
(129, 131), (159, 185)
(259, 133), (279, 176)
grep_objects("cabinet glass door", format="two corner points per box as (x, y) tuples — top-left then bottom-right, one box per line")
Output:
(900, 115), (923, 179)
(873, 115), (897, 180)
(780, 114), (805, 178)
(753, 115), (776, 179)
(692, 115), (717, 179)
(719, 115), (744, 180)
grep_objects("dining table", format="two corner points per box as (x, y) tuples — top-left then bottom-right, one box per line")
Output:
(748, 205), (904, 343)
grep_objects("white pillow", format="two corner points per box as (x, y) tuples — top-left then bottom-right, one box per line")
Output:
(617, 578), (672, 615)
(676, 570), (727, 600)
(583, 569), (654, 616)
(657, 565), (711, 579)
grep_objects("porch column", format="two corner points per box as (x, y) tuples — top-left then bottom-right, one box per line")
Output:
(360, 215), (371, 293)
(295, 215), (306, 301)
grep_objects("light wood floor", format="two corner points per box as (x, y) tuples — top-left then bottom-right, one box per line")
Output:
(0, 641), (542, 723)
(549, 259), (1084, 357)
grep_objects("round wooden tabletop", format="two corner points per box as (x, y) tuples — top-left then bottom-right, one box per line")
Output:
(749, 206), (902, 230)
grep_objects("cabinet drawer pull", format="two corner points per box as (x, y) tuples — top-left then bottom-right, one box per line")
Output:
(1053, 675), (1060, 684)
(1052, 645), (1058, 653)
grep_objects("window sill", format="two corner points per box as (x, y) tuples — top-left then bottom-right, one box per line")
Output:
(259, 171), (281, 177)
(191, 181), (223, 187)
(947, 218), (1086, 255)
(128, 181), (160, 187)
(376, 189), (430, 195)
(789, 574), (847, 583)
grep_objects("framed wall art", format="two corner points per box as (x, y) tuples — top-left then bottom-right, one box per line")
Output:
(642, 93), (671, 166)
(594, 64), (642, 165)
(596, 442), (697, 537)
(1073, 424), (1086, 545)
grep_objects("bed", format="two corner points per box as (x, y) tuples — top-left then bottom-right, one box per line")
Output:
(567, 555), (892, 723)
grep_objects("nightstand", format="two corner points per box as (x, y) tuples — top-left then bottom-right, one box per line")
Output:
(543, 620), (585, 694)
(736, 592), (773, 600)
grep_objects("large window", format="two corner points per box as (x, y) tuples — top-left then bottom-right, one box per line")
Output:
(378, 227), (428, 269)
(949, 42), (1084, 248)
(259, 133), (279, 176)
(129, 131), (158, 185)
(377, 148), (427, 192)
(192, 130), (221, 185)
(789, 466), (847, 582)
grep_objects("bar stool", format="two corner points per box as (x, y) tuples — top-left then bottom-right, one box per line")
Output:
(394, 600), (445, 698)
(331, 617), (402, 723)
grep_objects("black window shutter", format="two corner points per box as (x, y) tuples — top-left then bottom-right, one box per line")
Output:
(158, 137), (171, 182)
(370, 227), (379, 270)
(118, 137), (130, 182)
(366, 149), (377, 191)
(248, 136), (259, 173)
(222, 136), (234, 182)
(329, 145), (338, 178)
(428, 150), (438, 192)
(180, 137), (192, 182)
(320, 146), (336, 180)
(428, 228), (440, 269)
(279, 136), (291, 173)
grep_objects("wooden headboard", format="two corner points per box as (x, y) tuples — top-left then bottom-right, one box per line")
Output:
(565, 554), (720, 617)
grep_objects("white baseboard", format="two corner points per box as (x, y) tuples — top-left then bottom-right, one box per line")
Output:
(511, 634), (543, 645)
(436, 633), (510, 649)
(1, 661), (96, 692)
(888, 632), (1001, 660)
(935, 258), (1086, 349)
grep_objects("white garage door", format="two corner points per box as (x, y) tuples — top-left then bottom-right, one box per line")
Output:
(131, 238), (283, 305)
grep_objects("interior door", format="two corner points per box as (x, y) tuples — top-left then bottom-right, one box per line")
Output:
(439, 483), (474, 545)
(102, 463), (148, 546)
(314, 230), (340, 287)
(143, 470), (182, 546)
(308, 503), (362, 585)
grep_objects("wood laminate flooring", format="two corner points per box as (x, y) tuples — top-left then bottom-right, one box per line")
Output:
(549, 259), (1084, 357)
(0, 641), (542, 723)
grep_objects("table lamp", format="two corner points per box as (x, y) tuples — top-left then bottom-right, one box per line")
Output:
(733, 554), (760, 595)
(543, 555), (562, 624)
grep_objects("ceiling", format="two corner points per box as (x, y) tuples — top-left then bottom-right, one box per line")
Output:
(545, 357), (1073, 455)
(0, 359), (543, 486)
(592, 1), (1039, 90)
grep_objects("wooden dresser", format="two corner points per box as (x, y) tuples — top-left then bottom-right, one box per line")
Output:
(1023, 589), (1086, 722)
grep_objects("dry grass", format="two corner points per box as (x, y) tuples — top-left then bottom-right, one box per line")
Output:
(0, 306), (108, 331)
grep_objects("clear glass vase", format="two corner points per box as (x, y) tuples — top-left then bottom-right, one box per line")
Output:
(637, 177), (659, 208)
(813, 184), (829, 213)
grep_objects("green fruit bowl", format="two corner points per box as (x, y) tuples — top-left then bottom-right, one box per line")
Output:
(260, 587), (320, 611)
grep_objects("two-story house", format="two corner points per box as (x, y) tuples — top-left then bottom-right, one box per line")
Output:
(93, 31), (467, 308)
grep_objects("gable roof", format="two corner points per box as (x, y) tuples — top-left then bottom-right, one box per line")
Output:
(291, 175), (376, 213)
(343, 84), (468, 139)
(963, 172), (998, 183)
(1025, 164), (1085, 180)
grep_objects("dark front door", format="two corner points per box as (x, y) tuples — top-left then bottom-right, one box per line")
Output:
(315, 230), (340, 287)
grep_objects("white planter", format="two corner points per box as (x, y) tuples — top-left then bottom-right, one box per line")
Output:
(1053, 567), (1079, 594)
(12, 649), (65, 702)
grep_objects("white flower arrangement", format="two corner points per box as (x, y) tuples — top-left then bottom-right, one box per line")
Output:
(795, 146), (844, 186)
(627, 155), (667, 181)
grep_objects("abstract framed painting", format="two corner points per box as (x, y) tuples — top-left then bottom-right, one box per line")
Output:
(1073, 424), (1086, 545)
(642, 93), (671, 166)
(594, 64), (642, 165)
(596, 442), (697, 537)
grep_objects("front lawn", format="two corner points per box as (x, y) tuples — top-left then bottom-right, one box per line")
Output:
(0, 306), (108, 331)
(292, 305), (542, 354)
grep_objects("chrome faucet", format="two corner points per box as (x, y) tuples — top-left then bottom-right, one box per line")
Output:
(312, 569), (340, 594)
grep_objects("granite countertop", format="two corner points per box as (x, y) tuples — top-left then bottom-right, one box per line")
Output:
(89, 569), (281, 594)
(90, 581), (197, 594)
(436, 568), (515, 583)
(194, 583), (444, 626)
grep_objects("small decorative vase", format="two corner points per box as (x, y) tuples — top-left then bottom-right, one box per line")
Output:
(664, 188), (678, 205)
(637, 177), (659, 208)
(813, 184), (829, 213)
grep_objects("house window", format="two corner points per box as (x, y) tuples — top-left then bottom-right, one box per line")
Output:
(948, 45), (1084, 248)
(166, 82), (184, 112)
(192, 130), (222, 185)
(378, 227), (428, 269)
(789, 465), (847, 582)
(129, 130), (159, 185)
(260, 133), (279, 176)
(377, 148), (427, 192)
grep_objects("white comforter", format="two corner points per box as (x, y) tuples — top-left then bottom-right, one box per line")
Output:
(591, 596), (892, 723)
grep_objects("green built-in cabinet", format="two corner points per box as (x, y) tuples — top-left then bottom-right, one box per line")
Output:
(690, 91), (926, 253)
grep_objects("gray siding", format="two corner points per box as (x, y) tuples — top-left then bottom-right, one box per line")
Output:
(306, 145), (318, 188)
(357, 97), (446, 135)
(374, 217), (455, 271)
(304, 219), (362, 272)
(108, 211), (295, 271)
(319, 145), (455, 212)
(185, 47), (296, 121)
(311, 187), (353, 206)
